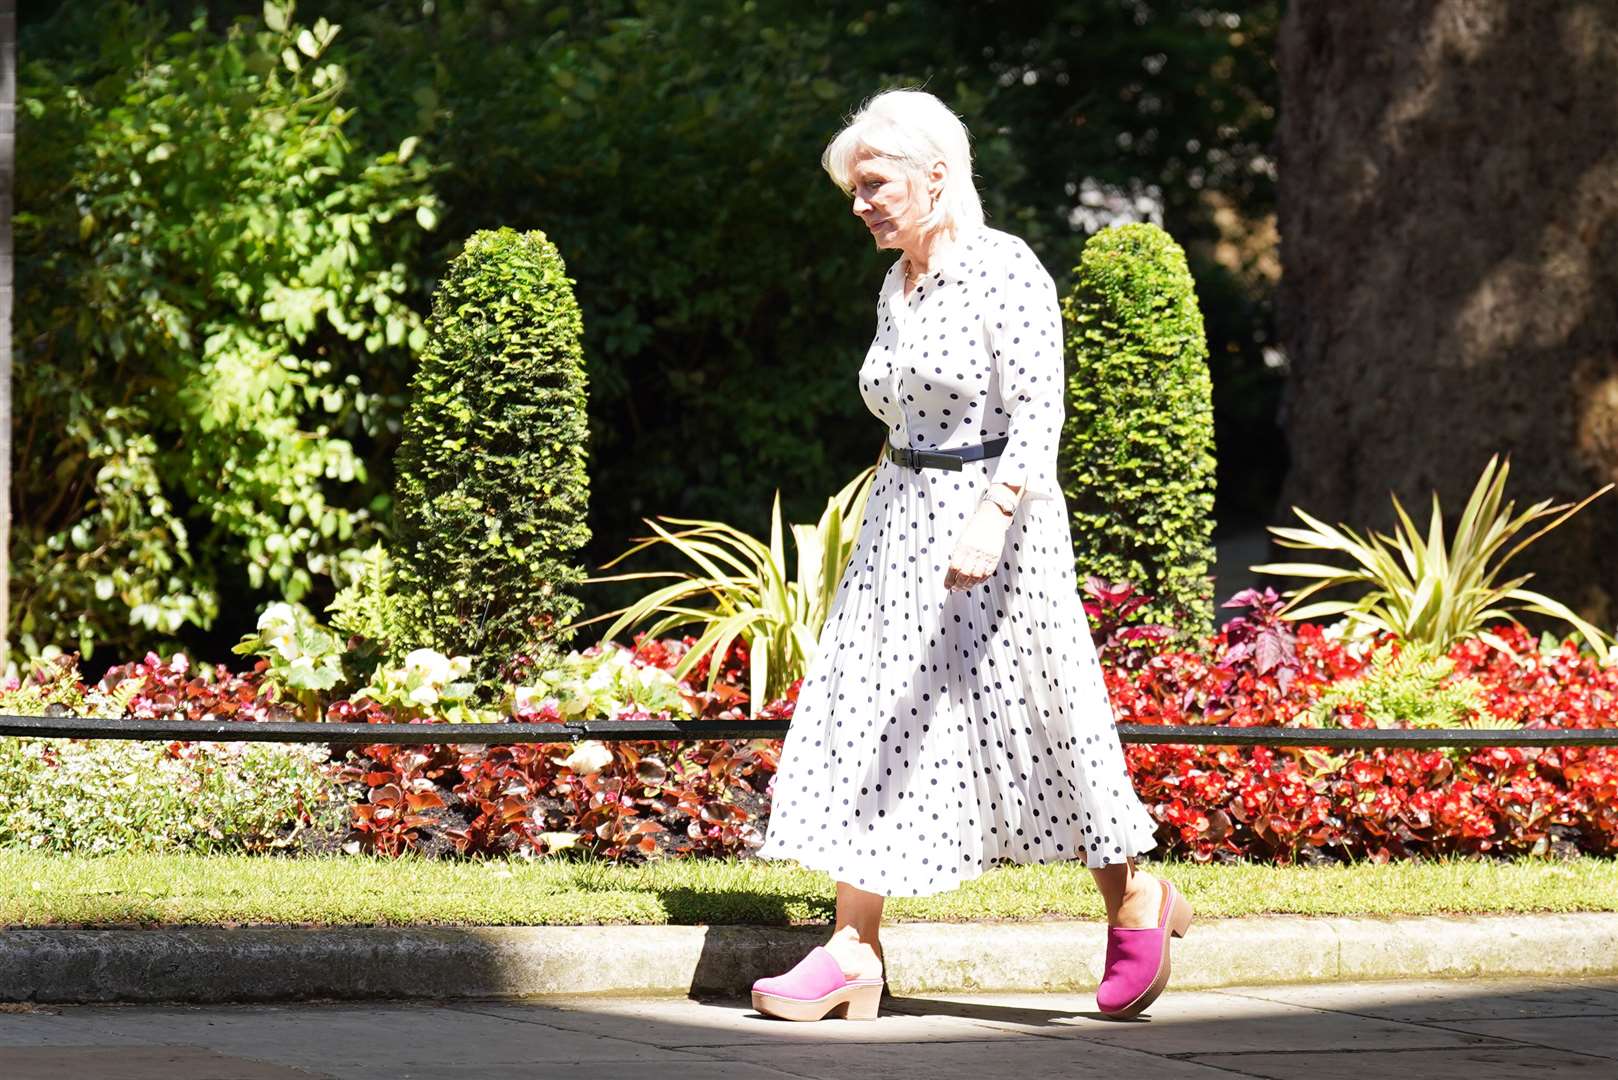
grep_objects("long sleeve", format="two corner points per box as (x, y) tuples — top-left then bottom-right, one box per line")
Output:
(985, 240), (1065, 502)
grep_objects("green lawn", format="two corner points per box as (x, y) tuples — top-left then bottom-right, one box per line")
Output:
(2, 851), (1613, 928)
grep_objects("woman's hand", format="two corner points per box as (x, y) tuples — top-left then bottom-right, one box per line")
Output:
(944, 500), (1014, 591)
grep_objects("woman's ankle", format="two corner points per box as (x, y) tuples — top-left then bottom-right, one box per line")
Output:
(824, 927), (884, 978)
(1109, 870), (1163, 928)
(830, 923), (877, 947)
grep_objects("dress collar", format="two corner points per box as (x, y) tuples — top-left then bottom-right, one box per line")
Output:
(882, 226), (991, 300)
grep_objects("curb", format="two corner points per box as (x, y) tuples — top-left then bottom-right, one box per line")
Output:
(3, 913), (1615, 1004)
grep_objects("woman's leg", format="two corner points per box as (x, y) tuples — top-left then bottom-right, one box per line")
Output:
(1090, 856), (1165, 929)
(823, 880), (886, 979)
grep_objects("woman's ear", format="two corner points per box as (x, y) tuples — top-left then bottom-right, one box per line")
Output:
(928, 158), (948, 200)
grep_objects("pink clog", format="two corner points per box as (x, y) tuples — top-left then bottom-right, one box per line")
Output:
(751, 946), (885, 1021)
(1096, 876), (1193, 1018)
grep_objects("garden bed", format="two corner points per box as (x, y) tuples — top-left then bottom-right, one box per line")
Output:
(4, 609), (1618, 869)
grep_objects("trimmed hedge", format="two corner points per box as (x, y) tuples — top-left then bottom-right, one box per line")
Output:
(394, 228), (591, 685)
(1060, 223), (1217, 637)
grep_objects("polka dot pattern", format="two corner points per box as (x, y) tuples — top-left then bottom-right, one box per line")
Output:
(754, 226), (1159, 898)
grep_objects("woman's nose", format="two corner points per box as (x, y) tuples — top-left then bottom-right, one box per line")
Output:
(852, 194), (870, 215)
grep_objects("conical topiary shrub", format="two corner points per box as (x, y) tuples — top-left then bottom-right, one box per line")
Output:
(393, 228), (590, 685)
(1060, 222), (1216, 638)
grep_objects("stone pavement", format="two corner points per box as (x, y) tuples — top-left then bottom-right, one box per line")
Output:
(1, 975), (1614, 1079)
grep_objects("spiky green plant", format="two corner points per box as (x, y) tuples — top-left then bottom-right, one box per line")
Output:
(583, 467), (876, 714)
(1254, 455), (1612, 660)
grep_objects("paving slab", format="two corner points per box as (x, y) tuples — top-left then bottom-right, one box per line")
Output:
(1433, 1015), (1618, 1059)
(1180, 1045), (1612, 1079)
(0, 1010), (156, 1047)
(0, 977), (1611, 1080)
(451, 994), (1016, 1046)
(54, 1001), (707, 1070)
(1219, 975), (1618, 1022)
(880, 988), (1506, 1054)
(0, 1046), (323, 1080)
(699, 1033), (1239, 1079)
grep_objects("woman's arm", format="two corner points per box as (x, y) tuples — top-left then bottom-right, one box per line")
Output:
(983, 240), (1065, 503)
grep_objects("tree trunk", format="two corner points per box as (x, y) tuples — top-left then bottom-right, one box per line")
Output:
(0, 0), (13, 664)
(1277, 2), (1618, 625)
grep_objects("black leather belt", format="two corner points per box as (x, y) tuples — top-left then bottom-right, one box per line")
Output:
(884, 436), (1010, 472)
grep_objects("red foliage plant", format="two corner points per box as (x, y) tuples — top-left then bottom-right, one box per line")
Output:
(1112, 621), (1618, 863)
(1082, 577), (1175, 670)
(97, 651), (280, 723)
(330, 633), (789, 859)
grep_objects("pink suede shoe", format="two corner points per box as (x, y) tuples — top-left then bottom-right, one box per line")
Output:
(751, 946), (884, 1021)
(1096, 876), (1193, 1018)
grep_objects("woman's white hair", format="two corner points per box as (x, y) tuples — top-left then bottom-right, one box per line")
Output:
(822, 88), (985, 236)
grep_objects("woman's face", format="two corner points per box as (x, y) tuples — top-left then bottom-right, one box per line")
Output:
(849, 154), (936, 253)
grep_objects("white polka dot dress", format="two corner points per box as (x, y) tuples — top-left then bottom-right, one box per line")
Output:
(755, 226), (1161, 897)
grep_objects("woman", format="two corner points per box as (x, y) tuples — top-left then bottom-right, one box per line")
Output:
(751, 89), (1192, 1022)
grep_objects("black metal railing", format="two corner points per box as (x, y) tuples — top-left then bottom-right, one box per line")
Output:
(1, 714), (1614, 749)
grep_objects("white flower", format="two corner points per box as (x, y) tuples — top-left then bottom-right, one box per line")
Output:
(633, 665), (678, 695)
(561, 740), (613, 775)
(257, 602), (299, 634)
(267, 630), (300, 662)
(408, 684), (440, 706)
(585, 662), (616, 693)
(513, 685), (542, 713)
(403, 648), (453, 685)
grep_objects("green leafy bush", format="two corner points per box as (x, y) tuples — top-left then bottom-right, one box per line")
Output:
(0, 639), (346, 856)
(352, 647), (498, 725)
(230, 545), (422, 716)
(516, 645), (697, 723)
(393, 228), (591, 687)
(315, 1), (1279, 598)
(1060, 223), (1217, 636)
(0, 737), (346, 856)
(12, 1), (439, 661)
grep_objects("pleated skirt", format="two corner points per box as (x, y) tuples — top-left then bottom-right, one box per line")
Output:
(755, 455), (1160, 897)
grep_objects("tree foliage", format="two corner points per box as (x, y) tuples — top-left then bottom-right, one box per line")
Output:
(12, 1), (438, 659)
(13, 0), (1281, 657)
(316, 0), (1279, 614)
